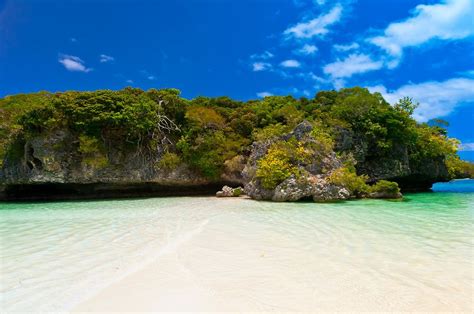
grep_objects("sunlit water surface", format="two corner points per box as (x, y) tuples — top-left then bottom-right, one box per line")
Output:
(1, 180), (473, 311)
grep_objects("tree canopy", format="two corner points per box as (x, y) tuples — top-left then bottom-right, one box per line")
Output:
(0, 87), (470, 180)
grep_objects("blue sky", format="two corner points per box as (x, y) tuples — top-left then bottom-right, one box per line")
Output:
(0, 0), (473, 158)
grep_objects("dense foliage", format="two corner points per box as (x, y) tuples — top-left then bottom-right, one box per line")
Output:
(0, 87), (470, 183)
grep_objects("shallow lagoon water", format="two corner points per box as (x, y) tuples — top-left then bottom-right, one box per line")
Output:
(1, 181), (473, 311)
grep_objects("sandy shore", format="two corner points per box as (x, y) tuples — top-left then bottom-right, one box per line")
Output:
(72, 209), (473, 312)
(3, 195), (472, 312)
(73, 254), (241, 312)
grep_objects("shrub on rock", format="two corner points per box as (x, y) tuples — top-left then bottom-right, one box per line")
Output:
(369, 180), (402, 199)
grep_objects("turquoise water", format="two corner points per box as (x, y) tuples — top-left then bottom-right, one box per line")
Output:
(1, 180), (473, 311)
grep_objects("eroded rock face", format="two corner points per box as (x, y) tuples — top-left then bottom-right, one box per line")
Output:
(312, 181), (351, 202)
(272, 175), (316, 202)
(272, 174), (350, 202)
(0, 119), (448, 201)
(244, 180), (275, 200)
(0, 131), (212, 187)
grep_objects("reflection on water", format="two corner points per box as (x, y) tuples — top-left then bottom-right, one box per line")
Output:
(0, 180), (473, 311)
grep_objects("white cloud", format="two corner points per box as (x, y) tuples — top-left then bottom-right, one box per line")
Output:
(284, 4), (343, 39)
(99, 54), (115, 63)
(253, 62), (272, 72)
(295, 44), (318, 55)
(459, 143), (474, 151)
(298, 71), (327, 83)
(323, 53), (383, 79)
(333, 42), (359, 51)
(251, 51), (274, 60)
(257, 91), (273, 98)
(58, 54), (92, 73)
(368, 78), (474, 122)
(369, 0), (474, 59)
(281, 59), (301, 68)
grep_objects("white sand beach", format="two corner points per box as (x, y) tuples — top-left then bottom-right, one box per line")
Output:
(2, 196), (472, 312)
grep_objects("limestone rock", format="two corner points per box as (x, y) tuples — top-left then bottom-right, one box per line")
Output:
(313, 184), (350, 202)
(216, 185), (243, 197)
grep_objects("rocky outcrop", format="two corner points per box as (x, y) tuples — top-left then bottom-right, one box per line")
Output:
(216, 185), (243, 197)
(0, 120), (448, 201)
(333, 128), (449, 190)
(272, 174), (350, 202)
(0, 131), (240, 200)
(243, 121), (350, 202)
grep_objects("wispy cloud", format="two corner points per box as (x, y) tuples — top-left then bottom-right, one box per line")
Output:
(459, 143), (474, 151)
(281, 59), (301, 68)
(58, 54), (92, 73)
(298, 71), (329, 86)
(253, 62), (272, 72)
(257, 91), (273, 98)
(284, 4), (343, 40)
(99, 54), (115, 63)
(333, 42), (359, 51)
(323, 53), (383, 80)
(369, 0), (474, 61)
(369, 77), (474, 122)
(295, 44), (318, 55)
(251, 51), (274, 60)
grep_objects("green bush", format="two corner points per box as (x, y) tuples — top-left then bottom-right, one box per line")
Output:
(310, 126), (334, 154)
(232, 187), (243, 196)
(328, 167), (369, 196)
(369, 180), (400, 195)
(78, 135), (108, 168)
(252, 123), (288, 141)
(446, 155), (474, 179)
(158, 152), (181, 170)
(78, 135), (103, 154)
(256, 142), (299, 189)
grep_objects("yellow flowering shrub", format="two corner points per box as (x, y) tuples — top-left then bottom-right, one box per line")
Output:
(328, 167), (369, 196)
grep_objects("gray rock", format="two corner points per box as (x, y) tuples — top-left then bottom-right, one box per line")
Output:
(313, 184), (350, 202)
(272, 175), (317, 202)
(216, 185), (243, 197)
(282, 120), (313, 141)
(244, 180), (275, 200)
